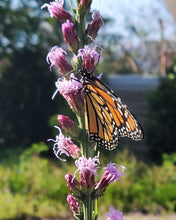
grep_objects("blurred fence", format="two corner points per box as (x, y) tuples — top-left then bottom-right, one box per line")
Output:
(107, 74), (159, 160)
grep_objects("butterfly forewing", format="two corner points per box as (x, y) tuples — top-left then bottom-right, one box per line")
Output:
(81, 68), (144, 150)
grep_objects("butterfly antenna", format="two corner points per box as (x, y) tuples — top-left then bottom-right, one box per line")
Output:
(59, 69), (74, 80)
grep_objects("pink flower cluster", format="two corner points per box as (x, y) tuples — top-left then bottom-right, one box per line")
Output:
(48, 126), (80, 161)
(47, 46), (73, 74)
(77, 45), (100, 72)
(53, 73), (84, 116)
(106, 206), (123, 220)
(65, 154), (125, 198)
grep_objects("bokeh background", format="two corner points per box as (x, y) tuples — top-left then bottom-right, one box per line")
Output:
(0, 0), (176, 219)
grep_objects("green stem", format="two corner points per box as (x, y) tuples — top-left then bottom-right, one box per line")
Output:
(75, 0), (80, 11)
(79, 17), (86, 48)
(77, 115), (89, 158)
(74, 0), (97, 219)
(75, 0), (86, 48)
(93, 199), (98, 220)
(68, 0), (73, 12)
(83, 196), (93, 220)
(75, 0), (80, 22)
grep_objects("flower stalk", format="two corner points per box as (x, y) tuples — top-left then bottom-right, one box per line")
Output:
(83, 196), (92, 220)
(41, 0), (124, 219)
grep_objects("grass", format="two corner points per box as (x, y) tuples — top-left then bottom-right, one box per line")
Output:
(0, 144), (175, 219)
(124, 214), (176, 220)
(99, 213), (176, 220)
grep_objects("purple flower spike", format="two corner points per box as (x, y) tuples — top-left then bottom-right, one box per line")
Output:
(104, 162), (125, 183)
(48, 126), (80, 161)
(95, 162), (125, 192)
(86, 10), (104, 39)
(62, 20), (79, 53)
(74, 154), (100, 188)
(41, 0), (74, 23)
(47, 46), (73, 74)
(53, 74), (84, 116)
(67, 195), (80, 215)
(77, 45), (100, 72)
(106, 206), (123, 220)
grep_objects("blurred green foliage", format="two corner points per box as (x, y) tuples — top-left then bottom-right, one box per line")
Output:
(0, 144), (175, 219)
(146, 58), (176, 163)
(0, 0), (63, 54)
(0, 2), (175, 218)
(99, 150), (176, 215)
(0, 143), (70, 219)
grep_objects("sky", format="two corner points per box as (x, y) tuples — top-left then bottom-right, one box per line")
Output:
(91, 0), (176, 42)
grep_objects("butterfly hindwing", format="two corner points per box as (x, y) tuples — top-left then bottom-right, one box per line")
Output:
(84, 85), (119, 150)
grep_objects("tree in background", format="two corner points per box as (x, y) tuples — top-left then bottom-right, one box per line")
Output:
(0, 0), (63, 54)
(96, 0), (176, 75)
(146, 57), (176, 163)
(0, 0), (68, 147)
(0, 48), (65, 147)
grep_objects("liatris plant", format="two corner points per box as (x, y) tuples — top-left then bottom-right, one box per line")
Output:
(42, 1), (125, 219)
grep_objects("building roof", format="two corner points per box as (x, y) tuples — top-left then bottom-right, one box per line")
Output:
(107, 74), (159, 91)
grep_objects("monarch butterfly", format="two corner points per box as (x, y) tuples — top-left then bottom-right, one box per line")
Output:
(80, 68), (144, 150)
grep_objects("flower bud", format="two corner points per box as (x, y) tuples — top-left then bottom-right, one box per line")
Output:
(65, 173), (80, 192)
(85, 10), (104, 39)
(95, 163), (125, 195)
(67, 194), (80, 215)
(41, 0), (75, 23)
(57, 115), (79, 137)
(62, 20), (79, 54)
(79, 168), (95, 189)
(78, 0), (92, 17)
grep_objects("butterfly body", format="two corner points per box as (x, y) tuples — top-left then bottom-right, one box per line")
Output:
(80, 68), (144, 150)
